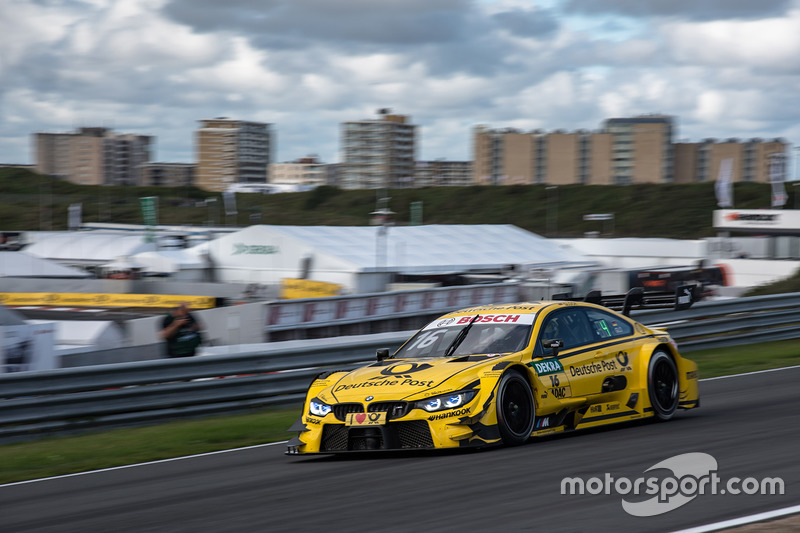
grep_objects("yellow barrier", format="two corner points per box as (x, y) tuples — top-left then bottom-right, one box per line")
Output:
(0, 293), (216, 309)
(280, 279), (342, 299)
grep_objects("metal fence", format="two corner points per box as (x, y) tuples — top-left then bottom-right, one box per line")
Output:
(2, 293), (799, 443)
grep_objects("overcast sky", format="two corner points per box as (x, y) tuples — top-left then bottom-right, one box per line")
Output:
(2, 0), (799, 176)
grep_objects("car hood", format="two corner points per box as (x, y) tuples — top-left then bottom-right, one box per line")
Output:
(324, 357), (501, 403)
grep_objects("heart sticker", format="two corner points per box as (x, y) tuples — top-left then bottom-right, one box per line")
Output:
(356, 413), (367, 424)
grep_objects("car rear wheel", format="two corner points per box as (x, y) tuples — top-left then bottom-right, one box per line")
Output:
(496, 370), (535, 445)
(648, 351), (679, 420)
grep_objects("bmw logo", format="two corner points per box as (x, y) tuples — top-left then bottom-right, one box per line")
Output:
(365, 396), (374, 401)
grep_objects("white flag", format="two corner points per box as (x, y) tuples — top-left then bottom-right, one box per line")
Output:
(222, 190), (238, 216)
(68, 203), (82, 230)
(769, 153), (787, 208)
(715, 158), (733, 208)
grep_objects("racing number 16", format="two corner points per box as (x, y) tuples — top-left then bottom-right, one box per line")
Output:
(548, 375), (560, 387)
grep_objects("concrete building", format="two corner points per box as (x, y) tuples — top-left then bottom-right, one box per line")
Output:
(138, 163), (195, 187)
(341, 110), (416, 189)
(473, 116), (787, 186)
(674, 138), (788, 183)
(195, 118), (273, 192)
(269, 156), (327, 187)
(414, 160), (472, 187)
(34, 127), (152, 186)
(472, 127), (613, 185)
(603, 115), (674, 184)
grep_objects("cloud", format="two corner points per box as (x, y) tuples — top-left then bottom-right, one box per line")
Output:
(562, 0), (794, 21)
(163, 0), (472, 46)
(0, 0), (798, 170)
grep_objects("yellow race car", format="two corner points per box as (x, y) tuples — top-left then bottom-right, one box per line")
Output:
(286, 291), (699, 454)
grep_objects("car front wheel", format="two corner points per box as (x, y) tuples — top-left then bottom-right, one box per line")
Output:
(496, 370), (535, 445)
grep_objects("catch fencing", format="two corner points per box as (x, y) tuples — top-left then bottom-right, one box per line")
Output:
(1, 292), (799, 443)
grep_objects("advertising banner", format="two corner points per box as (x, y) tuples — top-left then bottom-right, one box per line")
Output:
(1, 323), (56, 373)
(0, 293), (215, 309)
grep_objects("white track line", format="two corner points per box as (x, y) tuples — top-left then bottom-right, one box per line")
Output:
(0, 441), (288, 488)
(672, 504), (800, 533)
(4, 364), (800, 488)
(699, 363), (800, 382)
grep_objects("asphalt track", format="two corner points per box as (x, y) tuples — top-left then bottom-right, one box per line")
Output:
(3, 367), (800, 533)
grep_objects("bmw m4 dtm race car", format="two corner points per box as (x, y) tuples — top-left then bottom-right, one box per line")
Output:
(287, 288), (699, 454)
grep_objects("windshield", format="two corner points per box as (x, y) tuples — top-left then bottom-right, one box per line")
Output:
(394, 315), (534, 359)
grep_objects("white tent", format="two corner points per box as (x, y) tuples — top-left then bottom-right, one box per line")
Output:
(28, 319), (125, 351)
(0, 251), (92, 278)
(193, 224), (593, 293)
(132, 250), (208, 281)
(24, 232), (157, 267)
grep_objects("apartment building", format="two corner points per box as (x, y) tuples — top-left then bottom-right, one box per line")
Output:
(34, 127), (152, 186)
(474, 116), (787, 186)
(138, 162), (195, 187)
(341, 110), (416, 189)
(195, 118), (273, 191)
(270, 156), (328, 187)
(473, 126), (613, 185)
(674, 138), (788, 183)
(414, 160), (472, 187)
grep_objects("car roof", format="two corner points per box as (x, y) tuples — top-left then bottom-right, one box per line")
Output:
(442, 301), (573, 317)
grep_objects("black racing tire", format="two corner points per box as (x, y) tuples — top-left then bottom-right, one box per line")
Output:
(647, 351), (679, 420)
(496, 370), (535, 445)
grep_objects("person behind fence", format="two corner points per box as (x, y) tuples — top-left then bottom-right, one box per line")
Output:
(160, 303), (203, 357)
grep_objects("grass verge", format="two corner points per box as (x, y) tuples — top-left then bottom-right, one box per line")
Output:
(1, 339), (798, 484)
(0, 407), (300, 485)
(686, 339), (800, 379)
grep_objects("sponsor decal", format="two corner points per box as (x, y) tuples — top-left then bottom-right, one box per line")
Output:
(304, 416), (321, 425)
(334, 377), (435, 392)
(428, 408), (470, 421)
(589, 404), (602, 414)
(550, 386), (567, 399)
(615, 351), (630, 368)
(532, 358), (564, 376)
(436, 317), (457, 327)
(724, 213), (779, 222)
(371, 362), (433, 379)
(232, 243), (279, 255)
(535, 416), (552, 428)
(606, 403), (620, 411)
(346, 412), (386, 426)
(457, 314), (522, 324)
(686, 370), (698, 380)
(569, 359), (619, 377)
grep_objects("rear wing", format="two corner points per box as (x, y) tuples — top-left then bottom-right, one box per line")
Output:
(553, 284), (699, 316)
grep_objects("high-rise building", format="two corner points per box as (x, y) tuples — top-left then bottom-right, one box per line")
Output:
(195, 118), (273, 191)
(34, 127), (152, 186)
(341, 110), (416, 189)
(602, 115), (674, 184)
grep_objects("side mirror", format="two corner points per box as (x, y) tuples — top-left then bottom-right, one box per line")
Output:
(376, 348), (390, 362)
(544, 338), (564, 357)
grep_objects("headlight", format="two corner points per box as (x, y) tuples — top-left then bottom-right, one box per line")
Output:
(416, 390), (477, 412)
(309, 398), (332, 417)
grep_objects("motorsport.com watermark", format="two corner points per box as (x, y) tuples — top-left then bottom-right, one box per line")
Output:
(561, 453), (785, 517)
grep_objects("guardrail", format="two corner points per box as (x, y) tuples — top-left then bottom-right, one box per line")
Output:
(2, 293), (799, 443)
